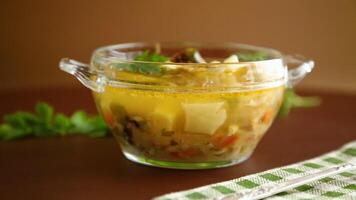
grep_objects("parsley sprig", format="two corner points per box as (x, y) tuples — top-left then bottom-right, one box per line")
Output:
(115, 50), (169, 75)
(0, 102), (108, 140)
(278, 89), (321, 117)
(134, 50), (169, 62)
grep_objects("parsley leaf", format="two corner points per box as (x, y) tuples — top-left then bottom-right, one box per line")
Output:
(278, 89), (321, 117)
(236, 52), (269, 62)
(0, 102), (108, 141)
(0, 123), (31, 140)
(114, 50), (169, 76)
(70, 111), (107, 138)
(134, 50), (169, 62)
(53, 113), (72, 135)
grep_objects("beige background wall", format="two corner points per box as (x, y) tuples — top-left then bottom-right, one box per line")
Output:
(1, 0), (356, 93)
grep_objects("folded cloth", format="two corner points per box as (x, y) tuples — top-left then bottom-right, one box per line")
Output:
(154, 141), (356, 200)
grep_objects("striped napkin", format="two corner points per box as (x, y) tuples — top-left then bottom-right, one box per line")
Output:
(154, 141), (356, 200)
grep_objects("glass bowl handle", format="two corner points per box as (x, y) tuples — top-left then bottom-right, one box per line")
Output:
(59, 58), (106, 92)
(284, 55), (315, 87)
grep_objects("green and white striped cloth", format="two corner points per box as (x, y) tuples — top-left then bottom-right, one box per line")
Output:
(154, 141), (356, 200)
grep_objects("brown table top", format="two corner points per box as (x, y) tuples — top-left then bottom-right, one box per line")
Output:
(0, 88), (355, 200)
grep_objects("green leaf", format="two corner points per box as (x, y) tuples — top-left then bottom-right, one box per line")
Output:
(0, 102), (108, 141)
(53, 113), (72, 135)
(134, 50), (169, 62)
(70, 111), (94, 133)
(35, 102), (54, 125)
(0, 124), (31, 140)
(70, 111), (108, 137)
(278, 89), (321, 117)
(86, 116), (107, 138)
(114, 51), (168, 76)
(115, 63), (162, 76)
(134, 50), (150, 61)
(4, 112), (38, 130)
(32, 102), (56, 137)
(236, 52), (269, 62)
(91, 116), (107, 131)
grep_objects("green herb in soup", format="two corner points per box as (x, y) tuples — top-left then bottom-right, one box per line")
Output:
(134, 50), (169, 62)
(114, 51), (169, 76)
(236, 52), (270, 62)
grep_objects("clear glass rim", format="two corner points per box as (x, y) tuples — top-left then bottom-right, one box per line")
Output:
(59, 42), (314, 92)
(92, 41), (283, 66)
(89, 41), (288, 92)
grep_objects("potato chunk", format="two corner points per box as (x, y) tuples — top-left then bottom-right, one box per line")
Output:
(182, 102), (227, 134)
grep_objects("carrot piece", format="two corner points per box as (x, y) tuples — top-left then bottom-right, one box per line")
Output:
(261, 108), (273, 124)
(211, 133), (225, 148)
(220, 134), (239, 148)
(212, 133), (239, 149)
(103, 112), (114, 127)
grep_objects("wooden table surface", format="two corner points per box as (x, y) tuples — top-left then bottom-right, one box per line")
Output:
(0, 88), (355, 200)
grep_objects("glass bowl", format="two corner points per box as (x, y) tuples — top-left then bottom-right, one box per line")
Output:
(59, 42), (314, 169)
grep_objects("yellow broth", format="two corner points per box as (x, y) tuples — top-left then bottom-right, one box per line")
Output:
(93, 85), (284, 162)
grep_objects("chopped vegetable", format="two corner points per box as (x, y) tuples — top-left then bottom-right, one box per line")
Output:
(0, 102), (108, 140)
(170, 48), (197, 63)
(103, 111), (114, 127)
(220, 134), (239, 148)
(223, 55), (243, 72)
(182, 102), (227, 135)
(134, 50), (169, 62)
(114, 50), (169, 75)
(150, 102), (181, 132)
(212, 133), (239, 149)
(224, 55), (239, 63)
(193, 50), (206, 63)
(261, 108), (274, 124)
(236, 52), (269, 62)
